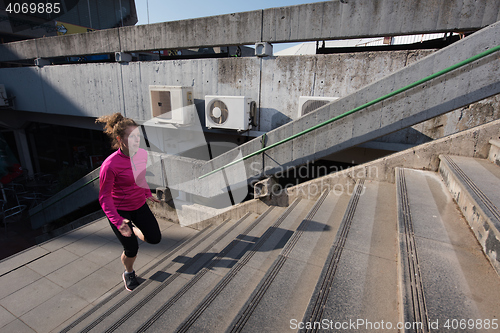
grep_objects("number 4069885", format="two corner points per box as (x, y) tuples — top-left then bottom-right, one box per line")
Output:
(5, 2), (61, 14)
(444, 319), (498, 330)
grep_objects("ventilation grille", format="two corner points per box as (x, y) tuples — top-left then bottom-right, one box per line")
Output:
(151, 90), (172, 118)
(302, 99), (331, 115)
(208, 100), (229, 124)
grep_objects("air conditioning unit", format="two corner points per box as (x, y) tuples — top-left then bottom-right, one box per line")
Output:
(0, 85), (7, 107)
(205, 96), (256, 131)
(149, 86), (195, 125)
(298, 96), (339, 118)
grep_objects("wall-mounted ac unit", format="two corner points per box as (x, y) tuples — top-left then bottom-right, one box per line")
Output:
(0, 85), (7, 107)
(149, 85), (195, 125)
(298, 96), (339, 118)
(205, 96), (256, 131)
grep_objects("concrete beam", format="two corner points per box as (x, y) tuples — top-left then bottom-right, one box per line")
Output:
(118, 10), (263, 52)
(36, 29), (121, 58)
(0, 38), (37, 62)
(0, 29), (120, 62)
(262, 0), (500, 43)
(1, 0), (499, 61)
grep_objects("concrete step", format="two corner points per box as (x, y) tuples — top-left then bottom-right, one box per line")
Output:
(60, 215), (246, 333)
(170, 204), (293, 333)
(220, 189), (351, 333)
(299, 180), (399, 333)
(439, 154), (500, 274)
(137, 197), (316, 333)
(71, 197), (314, 333)
(396, 168), (500, 332)
(84, 212), (264, 333)
(176, 192), (348, 332)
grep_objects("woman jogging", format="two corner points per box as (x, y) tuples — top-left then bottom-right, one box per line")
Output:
(97, 113), (161, 291)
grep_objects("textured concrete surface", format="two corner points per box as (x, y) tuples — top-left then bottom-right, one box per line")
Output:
(439, 154), (500, 275)
(301, 181), (398, 333)
(399, 168), (500, 329)
(226, 191), (351, 333)
(175, 207), (289, 333)
(0, 217), (197, 333)
(488, 139), (500, 165)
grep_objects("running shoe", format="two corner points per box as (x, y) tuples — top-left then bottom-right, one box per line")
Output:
(122, 271), (140, 291)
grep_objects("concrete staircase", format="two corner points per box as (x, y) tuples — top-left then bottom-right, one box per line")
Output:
(57, 140), (500, 333)
(26, 19), (500, 231)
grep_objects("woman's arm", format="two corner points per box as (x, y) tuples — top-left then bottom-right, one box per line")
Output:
(118, 218), (133, 237)
(99, 163), (125, 229)
(147, 196), (161, 203)
(133, 149), (159, 202)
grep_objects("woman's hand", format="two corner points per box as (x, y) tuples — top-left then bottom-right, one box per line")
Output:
(119, 219), (133, 237)
(147, 196), (161, 203)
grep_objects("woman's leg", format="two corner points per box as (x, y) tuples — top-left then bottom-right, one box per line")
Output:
(110, 214), (139, 271)
(121, 252), (136, 273)
(109, 216), (141, 291)
(111, 204), (160, 269)
(132, 226), (145, 242)
(130, 203), (162, 245)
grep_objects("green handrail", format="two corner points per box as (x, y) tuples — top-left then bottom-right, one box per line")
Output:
(199, 44), (500, 179)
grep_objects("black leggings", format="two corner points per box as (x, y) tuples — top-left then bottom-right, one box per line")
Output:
(109, 203), (161, 258)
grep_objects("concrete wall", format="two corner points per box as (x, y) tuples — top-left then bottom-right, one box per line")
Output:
(1, 0), (499, 61)
(2, 0), (499, 137)
(3, 47), (499, 142)
(0, 63), (123, 118)
(2, 50), (435, 132)
(258, 51), (433, 129)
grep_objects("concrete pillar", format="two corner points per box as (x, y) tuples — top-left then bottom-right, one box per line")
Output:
(14, 129), (34, 178)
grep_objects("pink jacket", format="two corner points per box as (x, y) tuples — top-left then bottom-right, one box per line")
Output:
(99, 148), (152, 228)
